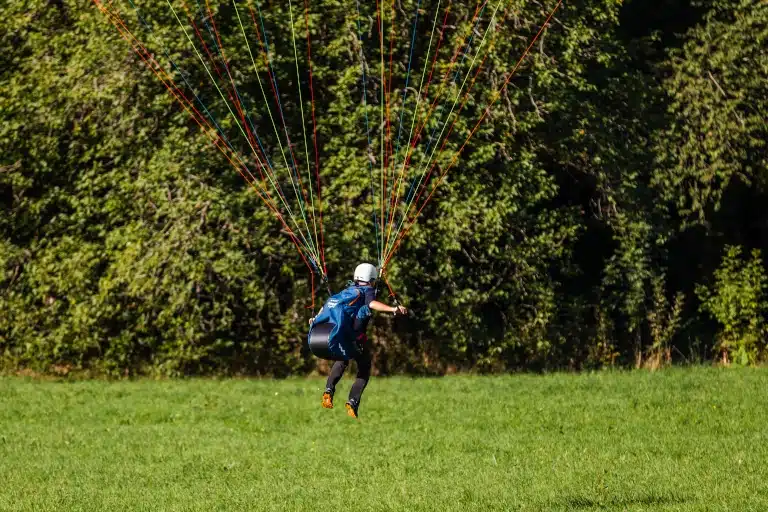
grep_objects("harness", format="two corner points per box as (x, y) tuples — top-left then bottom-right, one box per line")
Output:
(307, 285), (373, 360)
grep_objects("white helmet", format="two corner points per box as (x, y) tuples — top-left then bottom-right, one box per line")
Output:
(353, 263), (378, 283)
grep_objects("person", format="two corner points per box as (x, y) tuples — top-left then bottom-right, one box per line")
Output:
(307, 263), (406, 418)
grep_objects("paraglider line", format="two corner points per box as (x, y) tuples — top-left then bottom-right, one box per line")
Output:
(385, 0), (421, 255)
(384, 0), (564, 267)
(397, 0), (508, 244)
(288, 0), (322, 270)
(173, 0), (319, 259)
(355, 0), (382, 267)
(384, 0), (488, 225)
(249, 0), (319, 262)
(96, 2), (319, 264)
(304, 0), (327, 275)
(383, 0), (397, 220)
(238, 0), (321, 260)
(124, 0), (239, 165)
(195, 0), (294, 218)
(385, 3), (448, 253)
(384, 0), (492, 256)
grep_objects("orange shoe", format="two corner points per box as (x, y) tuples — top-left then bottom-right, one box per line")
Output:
(322, 389), (334, 409)
(345, 400), (359, 419)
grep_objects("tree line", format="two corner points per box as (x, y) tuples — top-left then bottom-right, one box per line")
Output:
(1, 0), (766, 376)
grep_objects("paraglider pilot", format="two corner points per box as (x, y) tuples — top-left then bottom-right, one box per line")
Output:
(307, 263), (407, 418)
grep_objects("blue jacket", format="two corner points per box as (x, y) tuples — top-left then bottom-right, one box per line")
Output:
(308, 284), (375, 359)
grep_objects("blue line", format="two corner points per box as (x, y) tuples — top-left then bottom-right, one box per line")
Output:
(127, 0), (238, 158)
(393, 0), (421, 160)
(355, 0), (381, 265)
(127, 0), (319, 266)
(193, 0), (290, 204)
(400, 2), (488, 216)
(254, 1), (306, 203)
(387, 0), (421, 237)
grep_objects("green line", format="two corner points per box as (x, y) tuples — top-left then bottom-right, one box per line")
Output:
(384, 0), (442, 258)
(168, 0), (320, 263)
(379, 0), (386, 269)
(232, 0), (315, 252)
(384, 0), (504, 260)
(221, 1), (303, 230)
(288, 0), (320, 260)
(195, 0), (319, 261)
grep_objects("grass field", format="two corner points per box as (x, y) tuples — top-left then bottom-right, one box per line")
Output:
(1, 367), (766, 511)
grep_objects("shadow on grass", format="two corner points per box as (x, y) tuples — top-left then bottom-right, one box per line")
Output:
(558, 493), (689, 509)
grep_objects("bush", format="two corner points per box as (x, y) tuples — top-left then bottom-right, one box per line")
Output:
(696, 245), (767, 365)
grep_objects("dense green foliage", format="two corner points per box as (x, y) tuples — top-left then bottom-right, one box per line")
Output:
(2, 368), (767, 510)
(696, 246), (768, 365)
(1, 0), (766, 375)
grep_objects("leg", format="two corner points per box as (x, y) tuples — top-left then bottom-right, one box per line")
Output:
(346, 340), (372, 417)
(322, 360), (348, 409)
(326, 360), (349, 392)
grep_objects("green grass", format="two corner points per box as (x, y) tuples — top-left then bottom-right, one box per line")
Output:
(1, 367), (767, 511)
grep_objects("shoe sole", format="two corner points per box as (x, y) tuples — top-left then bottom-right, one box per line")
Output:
(322, 393), (333, 409)
(345, 403), (358, 419)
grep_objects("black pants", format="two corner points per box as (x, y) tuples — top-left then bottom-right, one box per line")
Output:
(325, 336), (371, 406)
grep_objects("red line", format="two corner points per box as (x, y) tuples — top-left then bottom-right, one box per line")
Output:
(182, 2), (256, 153)
(97, 2), (319, 310)
(180, 1), (268, 171)
(373, 0), (387, 250)
(93, 0), (316, 270)
(384, 0), (564, 268)
(202, 2), (294, 224)
(304, 0), (326, 275)
(385, 7), (450, 241)
(394, 1), (489, 190)
(247, 3), (313, 218)
(106, 11), (257, 199)
(384, 0), (397, 226)
(383, 271), (397, 299)
(102, 5), (230, 159)
(247, 5), (289, 134)
(181, 3), (243, 119)
(383, 0), (404, 243)
(197, 0), (289, 209)
(396, 4), (512, 234)
(389, 6), (450, 203)
(202, 2), (258, 142)
(384, 2), (483, 253)
(423, 8), (451, 112)
(390, 7), (448, 183)
(309, 271), (316, 310)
